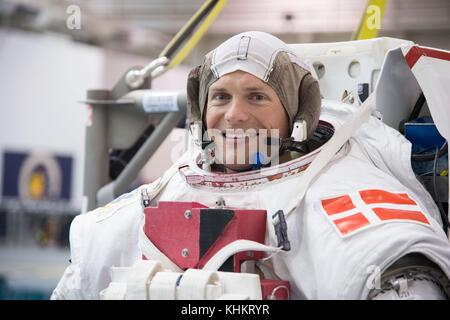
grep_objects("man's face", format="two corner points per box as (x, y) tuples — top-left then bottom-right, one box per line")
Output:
(205, 70), (290, 172)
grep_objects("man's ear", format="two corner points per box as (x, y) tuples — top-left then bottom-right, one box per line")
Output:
(187, 65), (202, 125)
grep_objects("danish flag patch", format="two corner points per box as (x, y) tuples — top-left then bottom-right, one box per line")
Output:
(321, 189), (431, 237)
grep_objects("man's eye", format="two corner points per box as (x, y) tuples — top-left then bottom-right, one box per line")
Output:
(250, 94), (267, 102)
(212, 93), (229, 101)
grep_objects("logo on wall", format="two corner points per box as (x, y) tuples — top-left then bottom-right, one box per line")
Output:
(2, 151), (73, 201)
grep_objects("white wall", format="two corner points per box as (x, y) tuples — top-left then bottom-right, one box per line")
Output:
(0, 29), (104, 211)
(0, 29), (192, 211)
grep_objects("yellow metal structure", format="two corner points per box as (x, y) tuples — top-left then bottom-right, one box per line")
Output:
(352, 0), (387, 40)
(160, 0), (228, 70)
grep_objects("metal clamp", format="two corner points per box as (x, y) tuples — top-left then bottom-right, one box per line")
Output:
(125, 56), (169, 89)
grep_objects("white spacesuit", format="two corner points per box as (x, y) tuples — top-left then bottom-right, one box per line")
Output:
(52, 32), (450, 300)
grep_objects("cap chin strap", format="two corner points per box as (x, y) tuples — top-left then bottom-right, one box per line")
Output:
(189, 122), (213, 171)
(291, 119), (308, 143)
(269, 120), (310, 154)
(189, 121), (204, 148)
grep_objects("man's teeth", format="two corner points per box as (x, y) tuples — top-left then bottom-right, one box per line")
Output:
(224, 132), (256, 139)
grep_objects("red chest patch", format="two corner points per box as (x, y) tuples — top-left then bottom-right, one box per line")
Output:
(144, 201), (267, 271)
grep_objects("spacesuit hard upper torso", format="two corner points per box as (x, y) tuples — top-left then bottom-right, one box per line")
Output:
(52, 101), (450, 300)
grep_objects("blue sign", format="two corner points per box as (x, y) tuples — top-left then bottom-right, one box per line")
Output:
(2, 151), (72, 201)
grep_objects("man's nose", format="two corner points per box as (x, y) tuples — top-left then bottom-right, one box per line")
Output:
(224, 97), (249, 124)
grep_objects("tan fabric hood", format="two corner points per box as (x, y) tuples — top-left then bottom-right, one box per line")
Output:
(187, 31), (321, 140)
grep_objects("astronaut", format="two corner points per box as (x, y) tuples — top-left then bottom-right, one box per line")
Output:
(52, 31), (450, 300)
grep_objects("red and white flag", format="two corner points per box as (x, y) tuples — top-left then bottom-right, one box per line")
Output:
(321, 189), (431, 237)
